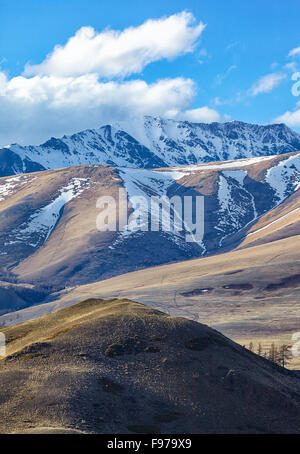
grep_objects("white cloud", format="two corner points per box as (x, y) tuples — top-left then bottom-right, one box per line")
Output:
(250, 72), (286, 96)
(24, 12), (205, 78)
(4, 73), (195, 109)
(288, 46), (300, 58)
(0, 12), (225, 147)
(0, 72), (223, 146)
(0, 72), (216, 146)
(179, 107), (221, 123)
(274, 108), (300, 127)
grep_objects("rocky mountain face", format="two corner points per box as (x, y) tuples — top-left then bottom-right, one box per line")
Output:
(114, 116), (300, 164)
(1, 117), (300, 177)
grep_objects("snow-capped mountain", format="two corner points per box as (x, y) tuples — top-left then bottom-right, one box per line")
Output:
(1, 116), (300, 177)
(114, 116), (300, 164)
(0, 125), (166, 177)
(1, 150), (300, 290)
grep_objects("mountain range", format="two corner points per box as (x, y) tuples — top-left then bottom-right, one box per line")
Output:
(1, 117), (300, 177)
(0, 149), (299, 294)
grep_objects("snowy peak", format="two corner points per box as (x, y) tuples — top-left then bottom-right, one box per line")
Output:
(120, 116), (300, 164)
(1, 117), (300, 177)
(5, 125), (165, 174)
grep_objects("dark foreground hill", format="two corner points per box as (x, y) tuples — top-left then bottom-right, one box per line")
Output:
(0, 298), (299, 434)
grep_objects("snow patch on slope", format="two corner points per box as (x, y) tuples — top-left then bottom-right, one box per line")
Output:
(7, 178), (89, 248)
(176, 155), (276, 173)
(0, 175), (35, 202)
(117, 168), (178, 240)
(117, 168), (204, 249)
(222, 170), (247, 185)
(265, 153), (300, 204)
(217, 170), (257, 245)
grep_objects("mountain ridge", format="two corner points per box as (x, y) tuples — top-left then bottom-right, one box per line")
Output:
(1, 116), (300, 177)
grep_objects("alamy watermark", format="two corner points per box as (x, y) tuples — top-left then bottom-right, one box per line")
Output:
(292, 332), (300, 357)
(0, 332), (5, 357)
(96, 189), (204, 243)
(292, 72), (300, 97)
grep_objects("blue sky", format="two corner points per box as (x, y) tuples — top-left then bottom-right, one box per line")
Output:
(0, 0), (300, 146)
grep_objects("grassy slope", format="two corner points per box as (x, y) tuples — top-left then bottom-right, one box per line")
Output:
(40, 234), (300, 369)
(0, 298), (300, 434)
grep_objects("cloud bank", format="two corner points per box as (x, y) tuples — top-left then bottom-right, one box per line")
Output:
(275, 103), (300, 127)
(0, 73), (201, 145)
(24, 12), (205, 78)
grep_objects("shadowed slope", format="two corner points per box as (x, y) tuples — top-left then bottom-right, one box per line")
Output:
(0, 298), (300, 434)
